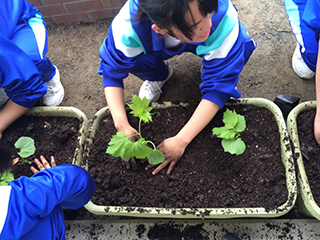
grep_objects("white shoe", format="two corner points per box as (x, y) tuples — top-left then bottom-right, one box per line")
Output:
(43, 66), (64, 106)
(139, 61), (173, 102)
(292, 45), (315, 79)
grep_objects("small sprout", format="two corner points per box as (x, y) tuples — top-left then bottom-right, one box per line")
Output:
(212, 109), (246, 155)
(106, 95), (165, 165)
(14, 136), (36, 164)
(0, 136), (36, 186)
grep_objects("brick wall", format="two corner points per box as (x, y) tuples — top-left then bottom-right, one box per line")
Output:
(28, 0), (126, 25)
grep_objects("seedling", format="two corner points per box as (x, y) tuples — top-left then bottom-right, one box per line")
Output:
(15, 136), (35, 164)
(106, 95), (165, 165)
(212, 109), (246, 155)
(0, 136), (36, 186)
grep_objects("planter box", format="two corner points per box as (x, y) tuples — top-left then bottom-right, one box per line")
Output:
(83, 98), (296, 219)
(3, 106), (88, 174)
(287, 101), (320, 220)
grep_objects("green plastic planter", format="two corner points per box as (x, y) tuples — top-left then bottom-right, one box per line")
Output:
(287, 101), (320, 220)
(26, 106), (88, 166)
(84, 98), (297, 218)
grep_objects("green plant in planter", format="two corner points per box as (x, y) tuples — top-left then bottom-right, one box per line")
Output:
(212, 108), (246, 155)
(0, 136), (35, 186)
(106, 95), (165, 165)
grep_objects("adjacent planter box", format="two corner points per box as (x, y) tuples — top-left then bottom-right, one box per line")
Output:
(287, 101), (320, 220)
(3, 106), (88, 174)
(83, 98), (297, 219)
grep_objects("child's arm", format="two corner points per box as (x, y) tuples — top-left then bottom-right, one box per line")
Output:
(104, 86), (139, 168)
(147, 99), (219, 175)
(0, 100), (29, 138)
(314, 38), (320, 145)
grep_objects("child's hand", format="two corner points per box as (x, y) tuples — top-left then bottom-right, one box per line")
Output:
(30, 155), (56, 174)
(118, 125), (140, 170)
(145, 136), (186, 175)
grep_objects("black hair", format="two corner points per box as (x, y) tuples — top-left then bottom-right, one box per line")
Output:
(136, 0), (218, 40)
(0, 140), (13, 177)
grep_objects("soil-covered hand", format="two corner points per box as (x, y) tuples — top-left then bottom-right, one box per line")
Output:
(30, 155), (57, 174)
(146, 136), (186, 175)
(314, 114), (320, 146)
(118, 125), (140, 170)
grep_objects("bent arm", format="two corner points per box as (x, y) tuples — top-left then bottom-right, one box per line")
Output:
(0, 100), (29, 138)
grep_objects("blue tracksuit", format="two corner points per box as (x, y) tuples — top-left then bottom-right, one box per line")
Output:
(0, 0), (55, 108)
(0, 165), (96, 240)
(98, 0), (256, 109)
(285, 0), (320, 72)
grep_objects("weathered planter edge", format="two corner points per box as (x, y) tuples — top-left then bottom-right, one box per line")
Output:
(25, 106), (88, 166)
(83, 97), (297, 219)
(286, 100), (320, 220)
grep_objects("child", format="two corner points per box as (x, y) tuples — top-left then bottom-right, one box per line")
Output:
(98, 0), (256, 175)
(0, 0), (64, 138)
(0, 143), (96, 240)
(284, 0), (320, 144)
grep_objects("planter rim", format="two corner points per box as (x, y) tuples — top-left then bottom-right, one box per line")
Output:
(287, 100), (320, 219)
(26, 106), (88, 166)
(84, 97), (297, 219)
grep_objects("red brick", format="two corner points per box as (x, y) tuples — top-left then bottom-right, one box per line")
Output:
(87, 8), (120, 21)
(100, 0), (126, 8)
(51, 12), (89, 24)
(28, 0), (42, 6)
(41, 0), (76, 4)
(64, 0), (102, 13)
(43, 16), (54, 25)
(37, 4), (66, 16)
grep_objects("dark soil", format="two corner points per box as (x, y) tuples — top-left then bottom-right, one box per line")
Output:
(296, 109), (320, 207)
(87, 100), (289, 211)
(2, 115), (80, 178)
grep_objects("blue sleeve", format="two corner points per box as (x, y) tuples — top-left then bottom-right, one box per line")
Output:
(0, 34), (47, 108)
(200, 24), (251, 109)
(1, 165), (95, 239)
(98, 24), (138, 89)
(302, 0), (320, 40)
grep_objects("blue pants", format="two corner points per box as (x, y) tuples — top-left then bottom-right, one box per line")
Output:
(285, 0), (319, 72)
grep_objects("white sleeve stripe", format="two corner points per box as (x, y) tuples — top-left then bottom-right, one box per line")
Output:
(0, 186), (11, 234)
(112, 2), (144, 58)
(204, 20), (239, 60)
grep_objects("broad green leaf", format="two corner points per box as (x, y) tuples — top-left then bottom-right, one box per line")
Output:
(0, 171), (14, 186)
(14, 137), (35, 158)
(234, 114), (246, 133)
(212, 126), (236, 139)
(221, 138), (246, 155)
(147, 150), (165, 165)
(223, 109), (238, 128)
(128, 95), (153, 123)
(125, 138), (153, 159)
(106, 131), (131, 158)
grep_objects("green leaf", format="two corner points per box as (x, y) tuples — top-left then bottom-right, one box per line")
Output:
(234, 114), (246, 133)
(125, 138), (153, 159)
(223, 109), (238, 128)
(221, 138), (246, 155)
(147, 150), (165, 165)
(14, 136), (35, 158)
(106, 131), (131, 159)
(212, 126), (236, 139)
(128, 95), (153, 123)
(0, 171), (14, 186)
